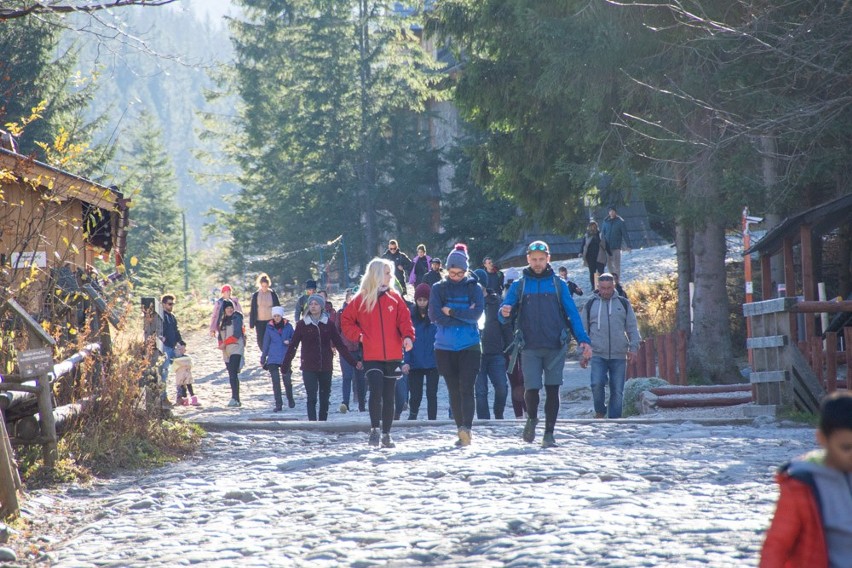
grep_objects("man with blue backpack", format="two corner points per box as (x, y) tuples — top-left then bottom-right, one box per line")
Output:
(500, 241), (592, 448)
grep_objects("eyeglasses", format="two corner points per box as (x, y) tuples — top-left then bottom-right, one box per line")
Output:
(527, 243), (548, 253)
(447, 269), (465, 277)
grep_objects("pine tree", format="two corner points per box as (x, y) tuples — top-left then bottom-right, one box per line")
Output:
(121, 110), (183, 294)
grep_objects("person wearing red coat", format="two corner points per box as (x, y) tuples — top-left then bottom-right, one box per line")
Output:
(341, 258), (414, 448)
(760, 392), (852, 568)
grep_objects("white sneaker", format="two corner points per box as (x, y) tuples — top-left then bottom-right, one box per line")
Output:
(227, 398), (239, 407)
(339, 403), (349, 414)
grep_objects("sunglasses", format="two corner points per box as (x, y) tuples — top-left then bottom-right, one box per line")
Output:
(527, 243), (548, 253)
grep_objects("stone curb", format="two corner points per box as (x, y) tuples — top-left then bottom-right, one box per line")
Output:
(192, 416), (760, 433)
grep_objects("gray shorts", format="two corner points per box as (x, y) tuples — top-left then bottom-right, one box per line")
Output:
(521, 346), (567, 390)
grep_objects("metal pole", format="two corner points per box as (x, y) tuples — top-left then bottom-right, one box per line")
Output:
(182, 211), (189, 292)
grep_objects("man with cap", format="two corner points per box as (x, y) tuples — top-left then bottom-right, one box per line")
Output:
(429, 244), (484, 446)
(295, 279), (318, 321)
(601, 205), (632, 277)
(581, 273), (641, 418)
(422, 257), (444, 287)
(499, 240), (593, 447)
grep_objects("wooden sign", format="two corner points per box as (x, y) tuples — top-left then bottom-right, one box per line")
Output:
(17, 347), (54, 378)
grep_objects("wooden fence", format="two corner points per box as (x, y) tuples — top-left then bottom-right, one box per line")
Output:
(626, 330), (689, 384)
(743, 297), (852, 414)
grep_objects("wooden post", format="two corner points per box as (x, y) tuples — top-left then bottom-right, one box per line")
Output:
(645, 337), (656, 377)
(800, 225), (816, 340)
(782, 236), (796, 297)
(810, 336), (824, 387)
(760, 254), (772, 299)
(665, 333), (677, 385)
(658, 336), (669, 382)
(36, 372), (58, 468)
(825, 332), (837, 393)
(845, 328), (852, 391)
(0, 418), (20, 518)
(677, 330), (688, 385)
(636, 340), (646, 378)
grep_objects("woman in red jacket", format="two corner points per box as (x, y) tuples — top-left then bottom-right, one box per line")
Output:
(283, 295), (360, 421)
(341, 258), (415, 448)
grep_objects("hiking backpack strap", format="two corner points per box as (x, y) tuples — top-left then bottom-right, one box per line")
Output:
(585, 294), (630, 333)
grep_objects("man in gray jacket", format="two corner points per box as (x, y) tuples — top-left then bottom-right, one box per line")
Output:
(581, 273), (641, 418)
(601, 205), (631, 276)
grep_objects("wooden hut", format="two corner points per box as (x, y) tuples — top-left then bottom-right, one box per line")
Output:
(0, 147), (129, 316)
(742, 194), (852, 414)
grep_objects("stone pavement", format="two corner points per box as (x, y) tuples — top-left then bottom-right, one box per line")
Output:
(38, 420), (810, 567)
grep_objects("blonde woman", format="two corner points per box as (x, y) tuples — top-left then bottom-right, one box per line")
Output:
(341, 258), (415, 448)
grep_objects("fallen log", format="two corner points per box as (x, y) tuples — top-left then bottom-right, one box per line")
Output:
(650, 384), (751, 396)
(7, 398), (92, 443)
(0, 385), (37, 411)
(654, 394), (753, 408)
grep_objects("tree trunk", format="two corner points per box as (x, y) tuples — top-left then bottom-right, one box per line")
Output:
(357, 0), (378, 260)
(760, 134), (784, 294)
(686, 112), (738, 384)
(674, 165), (692, 333)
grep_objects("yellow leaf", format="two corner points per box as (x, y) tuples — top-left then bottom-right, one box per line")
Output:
(130, 256), (138, 267)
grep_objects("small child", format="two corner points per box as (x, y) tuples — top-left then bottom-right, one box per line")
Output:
(173, 344), (199, 406)
(760, 392), (852, 568)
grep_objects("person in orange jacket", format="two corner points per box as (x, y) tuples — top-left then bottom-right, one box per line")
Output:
(760, 391), (852, 568)
(341, 258), (414, 449)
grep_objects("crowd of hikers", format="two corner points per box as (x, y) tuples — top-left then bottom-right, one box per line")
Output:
(157, 220), (852, 565)
(164, 224), (642, 449)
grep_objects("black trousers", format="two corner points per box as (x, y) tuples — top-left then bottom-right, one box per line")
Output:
(302, 370), (332, 421)
(225, 354), (241, 401)
(364, 361), (403, 433)
(408, 368), (440, 420)
(436, 348), (481, 430)
(267, 364), (293, 409)
(255, 320), (270, 350)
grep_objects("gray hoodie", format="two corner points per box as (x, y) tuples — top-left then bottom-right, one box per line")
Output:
(582, 293), (641, 359)
(788, 455), (852, 568)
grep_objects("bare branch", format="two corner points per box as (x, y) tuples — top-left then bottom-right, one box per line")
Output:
(0, 1), (177, 21)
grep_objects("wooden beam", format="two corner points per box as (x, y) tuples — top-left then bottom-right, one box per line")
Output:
(790, 301), (852, 313)
(747, 335), (788, 349)
(826, 332), (838, 393)
(743, 297), (797, 317)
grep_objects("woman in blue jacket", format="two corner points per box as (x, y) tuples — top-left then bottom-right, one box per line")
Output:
(261, 306), (295, 411)
(429, 244), (484, 446)
(402, 283), (439, 420)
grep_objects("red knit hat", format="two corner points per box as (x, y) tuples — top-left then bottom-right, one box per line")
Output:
(414, 283), (432, 301)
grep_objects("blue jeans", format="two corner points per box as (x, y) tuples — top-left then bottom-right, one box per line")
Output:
(475, 353), (508, 419)
(395, 373), (409, 417)
(340, 351), (366, 408)
(159, 345), (176, 400)
(590, 356), (627, 418)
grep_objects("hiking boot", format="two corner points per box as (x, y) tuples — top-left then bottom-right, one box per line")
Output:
(381, 434), (395, 448)
(339, 403), (349, 414)
(594, 413), (605, 419)
(458, 427), (472, 447)
(161, 398), (174, 408)
(190, 396), (200, 406)
(522, 417), (539, 443)
(542, 432), (557, 448)
(368, 428), (381, 447)
(288, 397), (296, 409)
(358, 403), (366, 412)
(176, 396), (187, 406)
(273, 406), (283, 412)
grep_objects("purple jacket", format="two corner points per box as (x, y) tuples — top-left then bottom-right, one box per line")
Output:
(283, 314), (357, 373)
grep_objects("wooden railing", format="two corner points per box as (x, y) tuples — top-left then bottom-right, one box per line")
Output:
(743, 298), (852, 414)
(627, 331), (689, 384)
